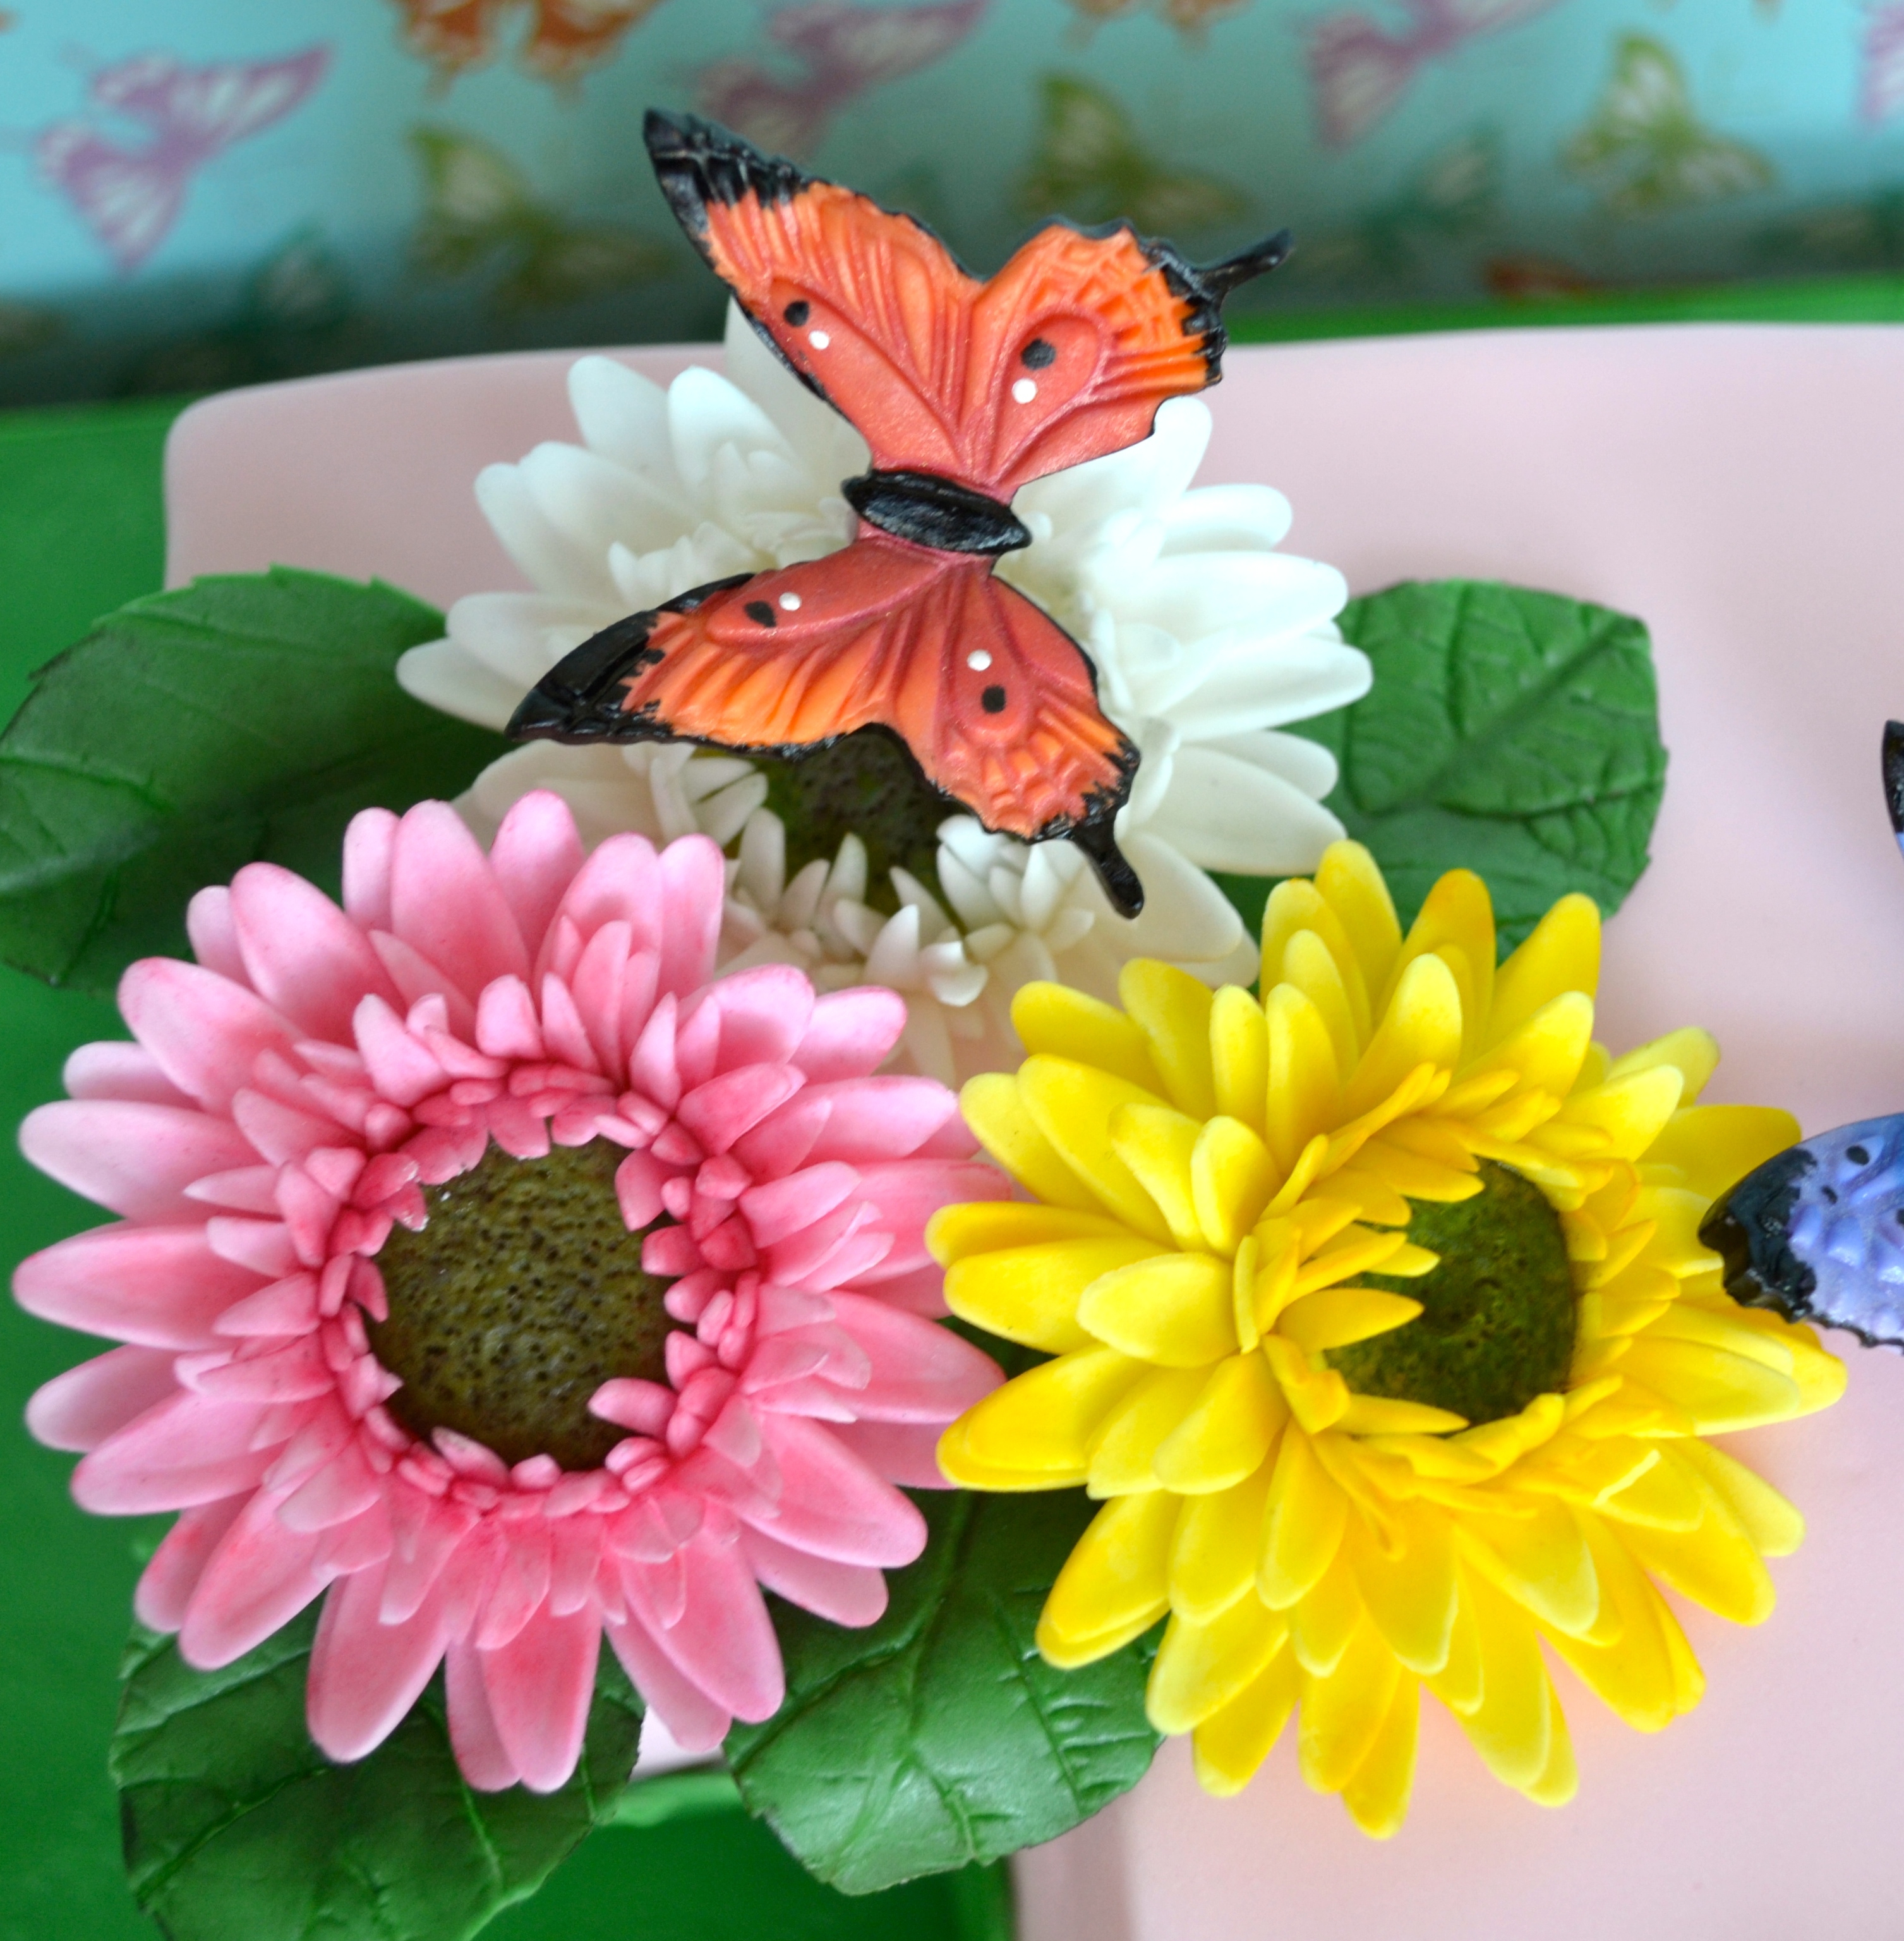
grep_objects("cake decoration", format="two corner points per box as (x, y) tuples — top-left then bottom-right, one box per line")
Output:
(1699, 721), (1904, 1349)
(509, 111), (1297, 920)
(934, 842), (1845, 1835)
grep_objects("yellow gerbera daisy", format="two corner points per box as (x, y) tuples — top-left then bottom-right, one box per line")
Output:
(932, 841), (1844, 1837)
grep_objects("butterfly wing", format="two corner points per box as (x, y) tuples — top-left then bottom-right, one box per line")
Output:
(1702, 1114), (1904, 1348)
(509, 536), (1143, 912)
(143, 47), (331, 152)
(391, 0), (511, 74)
(409, 127), (534, 274)
(1862, 2), (1904, 124)
(522, 0), (667, 82)
(1306, 13), (1423, 148)
(773, 0), (991, 90)
(34, 126), (188, 273)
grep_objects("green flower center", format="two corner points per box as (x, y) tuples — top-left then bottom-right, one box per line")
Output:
(1326, 1160), (1577, 1429)
(762, 729), (953, 912)
(370, 1137), (678, 1472)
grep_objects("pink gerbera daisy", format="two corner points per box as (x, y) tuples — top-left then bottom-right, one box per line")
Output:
(15, 792), (1005, 1792)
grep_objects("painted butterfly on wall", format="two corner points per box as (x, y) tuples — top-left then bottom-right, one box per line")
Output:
(33, 46), (330, 275)
(1304, 0), (1560, 150)
(1861, 1), (1904, 126)
(1561, 33), (1774, 219)
(387, 0), (666, 83)
(508, 110), (1292, 917)
(1700, 724), (1904, 1351)
(696, 0), (991, 161)
(1019, 74), (1246, 236)
(409, 126), (671, 311)
(1292, 128), (1498, 286)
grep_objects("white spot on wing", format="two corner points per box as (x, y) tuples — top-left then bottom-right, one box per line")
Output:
(1011, 378), (1037, 403)
(779, 592), (802, 611)
(809, 329), (831, 349)
(967, 650), (992, 670)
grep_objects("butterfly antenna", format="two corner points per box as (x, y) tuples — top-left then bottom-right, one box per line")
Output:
(1198, 227), (1294, 301)
(1884, 720), (1904, 857)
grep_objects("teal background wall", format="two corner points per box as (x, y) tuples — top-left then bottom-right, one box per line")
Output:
(0, 0), (1898, 404)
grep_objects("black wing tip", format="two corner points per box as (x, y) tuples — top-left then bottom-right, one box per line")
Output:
(1068, 816), (1145, 919)
(1199, 228), (1294, 301)
(642, 108), (804, 212)
(1883, 718), (1904, 835)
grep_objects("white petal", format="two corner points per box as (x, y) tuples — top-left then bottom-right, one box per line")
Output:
(666, 365), (797, 494)
(1162, 635), (1372, 740)
(1146, 748), (1347, 874)
(1097, 552), (1347, 644)
(722, 298), (867, 483)
(395, 639), (525, 731)
(517, 440), (689, 564)
(446, 591), (608, 684)
(736, 806), (788, 907)
(1200, 728), (1340, 801)
(1159, 482), (1294, 555)
(475, 462), (618, 604)
(568, 355), (677, 485)
(1109, 832), (1248, 965)
(696, 772), (770, 847)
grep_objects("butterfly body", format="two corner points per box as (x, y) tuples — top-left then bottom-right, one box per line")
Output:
(1700, 723), (1904, 1350)
(510, 111), (1291, 917)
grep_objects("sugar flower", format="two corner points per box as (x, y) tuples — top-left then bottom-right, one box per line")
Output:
(15, 793), (1004, 1793)
(395, 303), (1370, 1082)
(934, 842), (1845, 1835)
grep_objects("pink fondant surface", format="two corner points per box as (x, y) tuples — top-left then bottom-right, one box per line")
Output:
(166, 327), (1904, 1941)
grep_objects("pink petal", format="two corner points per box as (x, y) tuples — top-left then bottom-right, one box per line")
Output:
(342, 807), (398, 930)
(697, 964), (814, 1073)
(178, 1489), (330, 1667)
(658, 835), (725, 998)
(20, 1099), (258, 1221)
(603, 1611), (730, 1755)
(798, 1077), (963, 1164)
(278, 1441), (384, 1532)
(352, 996), (450, 1106)
(850, 1159), (1009, 1281)
(186, 885), (248, 982)
(745, 1416), (926, 1567)
(859, 1261), (953, 1317)
(737, 1161), (859, 1249)
(307, 1566), (449, 1763)
(570, 921), (633, 1075)
(117, 958), (298, 1110)
(15, 1223), (263, 1347)
(73, 1392), (280, 1512)
(382, 1491), (481, 1624)
(826, 1418), (956, 1489)
(738, 1525), (888, 1626)
(229, 862), (395, 1039)
(231, 1088), (342, 1165)
(818, 1291), (1003, 1422)
(444, 1636), (519, 1791)
(479, 1604), (600, 1793)
(544, 832), (661, 972)
(792, 987), (907, 1082)
(475, 976), (544, 1061)
(134, 1493), (250, 1630)
(62, 1041), (190, 1106)
(614, 1149), (668, 1230)
(633, 1530), (783, 1724)
(677, 1063), (803, 1156)
(27, 1345), (179, 1451)
(474, 1517), (552, 1650)
(389, 801), (530, 999)
(489, 790), (584, 960)
(368, 932), (477, 1039)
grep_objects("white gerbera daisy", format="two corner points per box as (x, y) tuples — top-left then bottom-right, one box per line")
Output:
(397, 301), (1371, 1084)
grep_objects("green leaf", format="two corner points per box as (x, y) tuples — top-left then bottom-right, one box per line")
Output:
(1221, 578), (1666, 952)
(111, 1613), (642, 1941)
(726, 1489), (1160, 1896)
(0, 568), (509, 994)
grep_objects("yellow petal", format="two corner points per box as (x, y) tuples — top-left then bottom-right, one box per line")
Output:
(1487, 893), (1600, 1048)
(1467, 991), (1593, 1101)
(1039, 1491), (1178, 1667)
(1349, 1498), (1458, 1675)
(1389, 869), (1495, 1053)
(1260, 1334), (1351, 1433)
(948, 1346), (1147, 1485)
(1280, 1285), (1422, 1354)
(1335, 1394), (1470, 1436)
(1457, 1499), (1601, 1638)
(1608, 1026), (1720, 1106)
(1521, 1679), (1578, 1807)
(1170, 1465), (1275, 1623)
(1292, 1223), (1414, 1297)
(1265, 984), (1341, 1173)
(960, 1072), (1101, 1214)
(1191, 1115), (1277, 1254)
(1149, 1597), (1290, 1734)
(1087, 1365), (1210, 1496)
(1595, 1446), (1705, 1531)
(1298, 1613), (1399, 1791)
(1259, 1429), (1349, 1609)
(1261, 880), (1371, 1039)
(1191, 1645), (1300, 1795)
(1011, 980), (1159, 1093)
(1450, 1570), (1552, 1789)
(945, 1235), (1167, 1353)
(1341, 1672), (1419, 1837)
(1018, 1055), (1174, 1243)
(1119, 959), (1218, 1122)
(1642, 1104), (1802, 1199)
(1313, 840), (1401, 1006)
(1291, 1554), (1365, 1676)
(1210, 984), (1269, 1136)
(1544, 1512), (1681, 1731)
(1430, 1582), (1484, 1714)
(1078, 1252), (1236, 1367)
(1156, 1351), (1289, 1495)
(1110, 1101), (1205, 1251)
(1563, 1065), (1685, 1163)
(1342, 953), (1464, 1121)
(1620, 1479), (1775, 1624)
(1282, 929), (1363, 1082)
(1616, 1336), (1804, 1433)
(927, 1200), (1133, 1267)
(1672, 1440), (1804, 1557)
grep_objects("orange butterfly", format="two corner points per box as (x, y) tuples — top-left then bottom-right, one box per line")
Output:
(509, 112), (1289, 916)
(389, 0), (664, 82)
